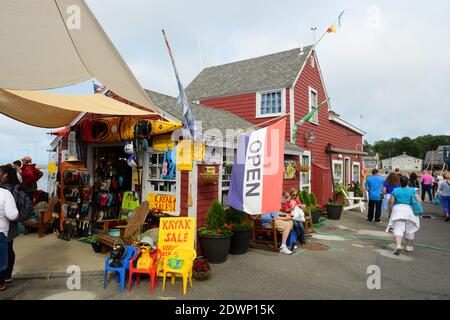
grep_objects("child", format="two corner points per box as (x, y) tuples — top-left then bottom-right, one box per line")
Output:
(283, 190), (307, 246)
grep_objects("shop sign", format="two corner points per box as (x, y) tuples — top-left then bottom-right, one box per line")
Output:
(152, 134), (175, 151)
(147, 193), (177, 213)
(157, 217), (196, 274)
(284, 160), (297, 180)
(48, 162), (57, 175)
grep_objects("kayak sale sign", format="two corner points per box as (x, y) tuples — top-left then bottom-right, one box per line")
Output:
(157, 217), (196, 275)
(147, 193), (176, 213)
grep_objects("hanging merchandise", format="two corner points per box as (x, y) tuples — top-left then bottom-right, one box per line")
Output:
(162, 150), (176, 180)
(176, 139), (193, 171)
(81, 117), (183, 143)
(127, 155), (137, 168)
(124, 141), (134, 155)
(194, 141), (205, 162)
(122, 191), (140, 211)
(152, 134), (175, 151)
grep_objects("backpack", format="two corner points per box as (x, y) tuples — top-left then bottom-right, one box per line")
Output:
(0, 184), (33, 222)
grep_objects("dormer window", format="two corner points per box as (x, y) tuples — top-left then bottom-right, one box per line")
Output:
(256, 89), (286, 118)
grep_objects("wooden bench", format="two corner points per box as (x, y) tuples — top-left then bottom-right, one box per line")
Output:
(251, 216), (279, 252)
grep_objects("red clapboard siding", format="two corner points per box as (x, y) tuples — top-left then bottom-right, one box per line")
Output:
(196, 165), (220, 228)
(179, 171), (189, 217)
(200, 90), (292, 139)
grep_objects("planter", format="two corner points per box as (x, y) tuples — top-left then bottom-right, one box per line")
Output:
(193, 271), (211, 281)
(326, 204), (343, 220)
(229, 229), (252, 255)
(91, 241), (102, 254)
(311, 210), (322, 225)
(199, 234), (232, 264)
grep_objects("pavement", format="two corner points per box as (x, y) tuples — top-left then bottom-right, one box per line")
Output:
(1, 202), (449, 300)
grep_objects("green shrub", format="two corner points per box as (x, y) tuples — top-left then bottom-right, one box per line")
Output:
(199, 200), (233, 238)
(301, 190), (311, 208)
(310, 192), (318, 207)
(225, 207), (253, 231)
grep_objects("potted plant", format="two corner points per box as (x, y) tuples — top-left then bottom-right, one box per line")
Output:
(326, 197), (344, 220)
(334, 183), (346, 205)
(225, 207), (253, 255)
(192, 256), (211, 281)
(346, 184), (355, 205)
(309, 193), (322, 224)
(198, 201), (233, 264)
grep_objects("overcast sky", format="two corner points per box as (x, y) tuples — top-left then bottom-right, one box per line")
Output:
(1, 0), (449, 164)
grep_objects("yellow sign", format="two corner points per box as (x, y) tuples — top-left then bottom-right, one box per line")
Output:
(48, 162), (57, 175)
(176, 140), (193, 171)
(157, 217), (196, 275)
(147, 193), (177, 213)
(194, 141), (205, 161)
(152, 134), (175, 151)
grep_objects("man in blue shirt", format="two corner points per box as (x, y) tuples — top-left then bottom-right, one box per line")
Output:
(365, 169), (386, 223)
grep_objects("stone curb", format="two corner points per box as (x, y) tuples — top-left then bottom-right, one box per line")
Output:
(13, 270), (104, 280)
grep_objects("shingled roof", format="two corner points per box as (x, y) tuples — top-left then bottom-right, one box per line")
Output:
(145, 90), (302, 153)
(186, 46), (313, 101)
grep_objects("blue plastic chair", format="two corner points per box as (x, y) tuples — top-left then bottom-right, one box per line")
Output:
(104, 245), (137, 293)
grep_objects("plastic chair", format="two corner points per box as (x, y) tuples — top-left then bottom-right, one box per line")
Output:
(162, 247), (197, 295)
(104, 245), (137, 293)
(128, 248), (163, 294)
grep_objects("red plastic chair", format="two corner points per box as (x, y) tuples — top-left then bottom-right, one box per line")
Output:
(128, 248), (162, 294)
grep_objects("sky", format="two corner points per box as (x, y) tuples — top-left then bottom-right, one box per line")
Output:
(1, 0), (450, 164)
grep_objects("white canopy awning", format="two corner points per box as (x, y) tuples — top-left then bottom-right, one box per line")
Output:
(0, 89), (154, 128)
(0, 0), (158, 113)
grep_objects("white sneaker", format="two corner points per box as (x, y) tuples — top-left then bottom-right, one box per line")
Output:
(294, 245), (298, 250)
(394, 246), (402, 255)
(280, 246), (293, 255)
(385, 226), (391, 233)
(406, 246), (414, 252)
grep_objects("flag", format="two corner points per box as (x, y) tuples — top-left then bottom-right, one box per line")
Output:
(227, 119), (286, 215)
(93, 82), (105, 94)
(291, 99), (327, 143)
(162, 30), (200, 141)
(327, 24), (337, 33)
(327, 10), (345, 33)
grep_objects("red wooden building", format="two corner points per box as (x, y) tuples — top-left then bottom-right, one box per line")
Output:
(186, 47), (366, 205)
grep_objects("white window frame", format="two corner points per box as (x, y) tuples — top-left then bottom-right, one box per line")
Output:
(352, 162), (361, 184)
(300, 151), (311, 192)
(332, 160), (344, 185)
(256, 89), (286, 118)
(308, 87), (319, 125)
(142, 150), (181, 216)
(344, 157), (351, 186)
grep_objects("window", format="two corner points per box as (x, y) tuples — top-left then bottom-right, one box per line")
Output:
(148, 152), (176, 194)
(309, 87), (319, 124)
(352, 163), (361, 184)
(332, 160), (343, 185)
(221, 148), (236, 204)
(256, 90), (286, 118)
(300, 153), (311, 192)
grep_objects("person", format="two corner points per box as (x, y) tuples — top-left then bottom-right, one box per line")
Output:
(365, 169), (385, 223)
(421, 170), (434, 202)
(432, 172), (439, 200)
(20, 156), (43, 201)
(382, 173), (400, 232)
(283, 190), (307, 247)
(0, 172), (19, 291)
(409, 172), (420, 191)
(12, 161), (23, 184)
(260, 211), (294, 255)
(0, 165), (32, 289)
(439, 173), (450, 222)
(387, 176), (422, 255)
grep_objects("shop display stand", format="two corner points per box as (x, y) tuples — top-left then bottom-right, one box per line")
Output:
(59, 161), (92, 240)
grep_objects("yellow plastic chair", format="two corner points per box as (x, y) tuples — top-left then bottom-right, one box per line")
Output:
(162, 247), (197, 295)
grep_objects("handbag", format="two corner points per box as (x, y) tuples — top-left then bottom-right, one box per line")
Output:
(410, 191), (423, 216)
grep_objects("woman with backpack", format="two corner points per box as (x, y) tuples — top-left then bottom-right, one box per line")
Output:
(439, 173), (450, 222)
(0, 164), (32, 290)
(0, 165), (20, 291)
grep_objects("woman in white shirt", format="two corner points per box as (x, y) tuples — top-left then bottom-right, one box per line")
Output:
(0, 187), (18, 291)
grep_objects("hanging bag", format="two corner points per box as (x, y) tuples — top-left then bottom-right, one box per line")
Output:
(410, 189), (424, 216)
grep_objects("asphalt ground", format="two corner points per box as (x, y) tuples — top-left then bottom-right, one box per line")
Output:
(1, 203), (449, 300)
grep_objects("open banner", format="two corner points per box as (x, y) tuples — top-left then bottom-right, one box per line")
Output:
(227, 119), (286, 215)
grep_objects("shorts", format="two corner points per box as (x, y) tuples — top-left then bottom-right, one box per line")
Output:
(392, 219), (418, 240)
(275, 220), (293, 232)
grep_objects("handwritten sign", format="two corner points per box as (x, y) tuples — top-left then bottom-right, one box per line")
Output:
(147, 193), (176, 213)
(157, 217), (196, 275)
